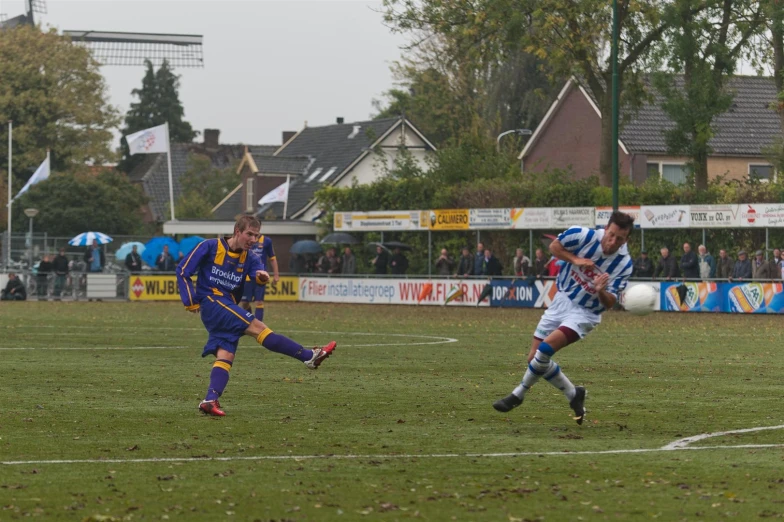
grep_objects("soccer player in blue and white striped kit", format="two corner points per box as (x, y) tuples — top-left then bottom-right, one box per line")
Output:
(178, 215), (336, 417)
(493, 211), (634, 424)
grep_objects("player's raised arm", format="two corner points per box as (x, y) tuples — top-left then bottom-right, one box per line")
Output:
(177, 240), (209, 311)
(550, 227), (595, 269)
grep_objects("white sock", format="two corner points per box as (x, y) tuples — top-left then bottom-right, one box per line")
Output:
(543, 362), (576, 401)
(512, 349), (553, 399)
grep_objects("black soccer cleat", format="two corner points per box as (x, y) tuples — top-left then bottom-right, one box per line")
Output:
(493, 393), (523, 413)
(569, 386), (587, 425)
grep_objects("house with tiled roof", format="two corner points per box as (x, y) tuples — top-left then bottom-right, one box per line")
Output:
(520, 76), (782, 184)
(128, 129), (273, 223)
(216, 116), (436, 222)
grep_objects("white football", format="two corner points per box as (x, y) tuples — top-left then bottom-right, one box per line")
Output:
(622, 284), (657, 316)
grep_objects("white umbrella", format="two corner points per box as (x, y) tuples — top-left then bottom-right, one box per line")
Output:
(69, 232), (113, 246)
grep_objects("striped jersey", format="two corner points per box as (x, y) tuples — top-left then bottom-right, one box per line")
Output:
(555, 226), (633, 314)
(245, 235), (275, 282)
(177, 237), (265, 307)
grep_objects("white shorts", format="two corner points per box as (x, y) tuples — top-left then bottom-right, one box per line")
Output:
(534, 292), (602, 340)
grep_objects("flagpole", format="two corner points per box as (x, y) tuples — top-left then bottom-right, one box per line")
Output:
(7, 121), (12, 267)
(165, 122), (176, 223)
(282, 174), (290, 220)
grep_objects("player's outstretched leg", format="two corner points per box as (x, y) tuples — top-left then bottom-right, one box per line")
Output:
(250, 322), (336, 369)
(199, 357), (233, 417)
(493, 341), (556, 413)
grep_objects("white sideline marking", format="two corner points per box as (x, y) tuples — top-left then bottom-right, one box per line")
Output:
(0, 330), (458, 349)
(662, 424), (784, 450)
(3, 443), (783, 466)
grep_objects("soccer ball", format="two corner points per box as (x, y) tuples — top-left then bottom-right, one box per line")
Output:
(622, 284), (657, 316)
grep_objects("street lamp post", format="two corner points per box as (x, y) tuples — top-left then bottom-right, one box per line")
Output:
(496, 128), (533, 153)
(24, 208), (39, 271)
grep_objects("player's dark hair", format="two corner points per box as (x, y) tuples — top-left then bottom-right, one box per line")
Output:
(607, 211), (635, 231)
(235, 214), (261, 232)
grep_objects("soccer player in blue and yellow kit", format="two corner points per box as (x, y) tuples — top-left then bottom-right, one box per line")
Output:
(239, 228), (278, 321)
(178, 215), (336, 417)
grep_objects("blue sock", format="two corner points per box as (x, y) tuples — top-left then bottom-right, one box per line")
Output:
(205, 359), (232, 401)
(256, 328), (313, 362)
(254, 305), (264, 322)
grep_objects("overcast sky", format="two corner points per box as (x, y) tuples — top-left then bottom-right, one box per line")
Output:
(1, 0), (408, 147)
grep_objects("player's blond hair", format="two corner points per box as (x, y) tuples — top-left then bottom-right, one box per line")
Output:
(235, 215), (261, 233)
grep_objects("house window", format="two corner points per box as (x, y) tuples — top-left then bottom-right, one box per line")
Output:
(306, 168), (323, 183)
(646, 163), (660, 180)
(749, 164), (774, 182)
(246, 177), (254, 211)
(661, 163), (688, 185)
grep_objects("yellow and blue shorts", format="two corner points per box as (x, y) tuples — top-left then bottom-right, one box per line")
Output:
(199, 296), (254, 357)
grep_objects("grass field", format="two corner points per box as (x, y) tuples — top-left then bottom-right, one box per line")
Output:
(1, 301), (783, 521)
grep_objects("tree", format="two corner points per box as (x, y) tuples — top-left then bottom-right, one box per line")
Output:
(13, 170), (147, 236)
(0, 25), (120, 204)
(374, 27), (555, 149)
(174, 155), (239, 219)
(383, 0), (683, 186)
(655, 0), (765, 190)
(118, 59), (197, 173)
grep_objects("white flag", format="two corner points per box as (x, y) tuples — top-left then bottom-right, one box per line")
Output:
(14, 155), (50, 201)
(258, 179), (290, 206)
(125, 123), (169, 155)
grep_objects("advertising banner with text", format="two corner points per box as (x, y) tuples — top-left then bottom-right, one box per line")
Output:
(333, 211), (421, 231)
(596, 206), (642, 228)
(660, 281), (784, 313)
(739, 203), (784, 228)
(298, 277), (492, 307)
(424, 209), (471, 230)
(640, 205), (691, 228)
(689, 205), (741, 228)
(129, 275), (300, 302)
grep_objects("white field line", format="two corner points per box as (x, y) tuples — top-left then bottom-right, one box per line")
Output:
(0, 329), (458, 349)
(662, 424), (784, 450)
(3, 443), (783, 466)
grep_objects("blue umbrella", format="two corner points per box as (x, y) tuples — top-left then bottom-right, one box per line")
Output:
(290, 239), (323, 255)
(114, 242), (146, 263)
(178, 236), (206, 258)
(69, 231), (113, 246)
(142, 237), (180, 267)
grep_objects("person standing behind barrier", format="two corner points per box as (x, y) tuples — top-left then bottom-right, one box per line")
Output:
(37, 254), (52, 299)
(654, 247), (679, 280)
(390, 247), (409, 275)
(84, 239), (105, 273)
(341, 247), (356, 275)
(533, 248), (548, 279)
(697, 245), (716, 280)
(125, 245), (143, 274)
(482, 248), (502, 277)
(680, 243), (699, 280)
(52, 247), (69, 299)
(435, 248), (454, 276)
(752, 250), (773, 281)
(156, 245), (176, 272)
(372, 245), (388, 274)
(716, 249), (733, 280)
(633, 249), (653, 278)
(513, 248), (530, 277)
(473, 242), (485, 277)
(730, 250), (751, 281)
(456, 247), (473, 277)
(767, 248), (782, 280)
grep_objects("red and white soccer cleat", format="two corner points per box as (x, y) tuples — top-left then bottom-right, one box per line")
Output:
(199, 399), (225, 417)
(304, 341), (336, 370)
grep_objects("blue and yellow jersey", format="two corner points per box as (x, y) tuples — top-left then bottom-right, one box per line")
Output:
(177, 238), (266, 310)
(245, 235), (276, 282)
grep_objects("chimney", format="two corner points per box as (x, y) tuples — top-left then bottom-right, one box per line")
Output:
(282, 131), (297, 145)
(336, 117), (344, 124)
(204, 129), (220, 150)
